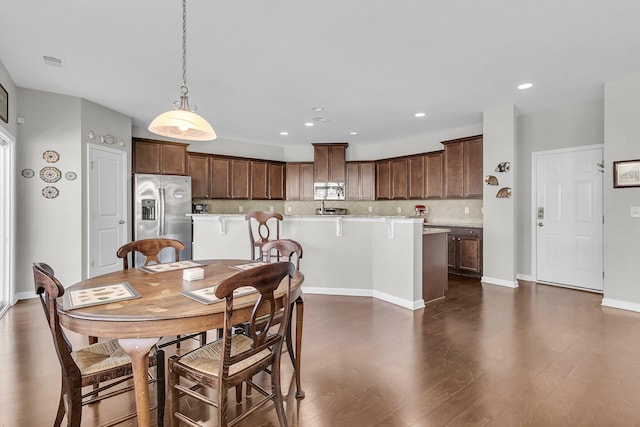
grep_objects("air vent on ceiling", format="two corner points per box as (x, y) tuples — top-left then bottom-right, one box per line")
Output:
(43, 56), (64, 67)
(310, 116), (329, 123)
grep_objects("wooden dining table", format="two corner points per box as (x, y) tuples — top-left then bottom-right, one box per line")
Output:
(58, 259), (305, 427)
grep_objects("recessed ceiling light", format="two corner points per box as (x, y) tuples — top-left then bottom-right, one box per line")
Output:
(350, 131), (359, 135)
(280, 131), (289, 136)
(517, 83), (533, 90)
(414, 112), (426, 118)
(304, 122), (314, 127)
(311, 106), (324, 112)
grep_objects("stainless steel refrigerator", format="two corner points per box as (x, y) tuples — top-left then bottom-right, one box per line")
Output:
(134, 174), (192, 266)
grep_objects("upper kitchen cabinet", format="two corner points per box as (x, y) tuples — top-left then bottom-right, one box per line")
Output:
(187, 153), (211, 198)
(268, 163), (285, 200)
(376, 158), (408, 199)
(424, 150), (444, 199)
(313, 143), (348, 182)
(133, 138), (187, 175)
(250, 161), (285, 200)
(376, 161), (391, 199)
(286, 162), (314, 200)
(408, 156), (425, 199)
(210, 157), (230, 199)
(346, 162), (375, 200)
(442, 135), (483, 198)
(231, 159), (250, 199)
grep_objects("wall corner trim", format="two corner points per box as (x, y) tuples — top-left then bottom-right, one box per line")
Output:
(601, 298), (640, 313)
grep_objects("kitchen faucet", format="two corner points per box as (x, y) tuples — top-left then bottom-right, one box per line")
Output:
(320, 199), (325, 215)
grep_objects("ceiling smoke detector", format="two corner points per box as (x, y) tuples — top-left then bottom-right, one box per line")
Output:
(43, 56), (64, 67)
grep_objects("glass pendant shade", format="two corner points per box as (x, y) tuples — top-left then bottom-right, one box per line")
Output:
(148, 104), (216, 141)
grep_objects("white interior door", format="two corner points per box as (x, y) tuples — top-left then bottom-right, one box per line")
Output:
(535, 146), (603, 291)
(0, 128), (15, 317)
(89, 145), (127, 277)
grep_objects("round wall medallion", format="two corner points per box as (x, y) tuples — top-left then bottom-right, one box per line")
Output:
(42, 186), (59, 199)
(65, 171), (77, 181)
(21, 168), (35, 178)
(43, 150), (60, 163)
(40, 166), (62, 183)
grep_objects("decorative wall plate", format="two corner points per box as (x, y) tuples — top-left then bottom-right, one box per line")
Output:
(40, 166), (61, 183)
(42, 186), (59, 199)
(65, 171), (77, 181)
(21, 168), (34, 178)
(43, 150), (60, 163)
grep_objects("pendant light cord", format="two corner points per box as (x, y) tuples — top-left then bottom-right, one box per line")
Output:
(181, 0), (188, 96)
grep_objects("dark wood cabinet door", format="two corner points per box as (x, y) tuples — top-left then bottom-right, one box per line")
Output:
(187, 154), (210, 198)
(300, 163), (315, 200)
(376, 161), (391, 199)
(250, 161), (268, 200)
(231, 159), (250, 199)
(313, 145), (329, 181)
(458, 236), (481, 274)
(424, 151), (444, 199)
(464, 137), (483, 198)
(133, 140), (161, 174)
(161, 144), (187, 175)
(268, 163), (285, 200)
(444, 141), (464, 198)
(346, 163), (360, 200)
(408, 156), (425, 199)
(210, 157), (230, 199)
(285, 163), (301, 200)
(447, 236), (457, 269)
(329, 145), (346, 181)
(360, 162), (375, 200)
(391, 158), (408, 199)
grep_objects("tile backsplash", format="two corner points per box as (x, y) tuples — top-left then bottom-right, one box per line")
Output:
(195, 198), (483, 224)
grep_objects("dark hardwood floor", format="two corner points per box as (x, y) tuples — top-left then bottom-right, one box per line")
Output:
(3, 276), (640, 426)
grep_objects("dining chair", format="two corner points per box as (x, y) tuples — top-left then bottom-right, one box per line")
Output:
(167, 262), (296, 427)
(116, 238), (207, 350)
(245, 211), (283, 261)
(33, 262), (165, 427)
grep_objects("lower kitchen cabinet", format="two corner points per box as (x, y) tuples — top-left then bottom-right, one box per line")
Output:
(445, 226), (482, 278)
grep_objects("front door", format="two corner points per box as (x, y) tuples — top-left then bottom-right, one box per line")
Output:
(89, 145), (127, 277)
(535, 146), (603, 291)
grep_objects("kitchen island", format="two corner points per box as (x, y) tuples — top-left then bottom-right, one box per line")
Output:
(191, 214), (449, 310)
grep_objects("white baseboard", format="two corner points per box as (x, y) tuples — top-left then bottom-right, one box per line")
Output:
(481, 276), (519, 288)
(601, 298), (640, 313)
(516, 274), (535, 282)
(15, 291), (37, 301)
(302, 286), (424, 311)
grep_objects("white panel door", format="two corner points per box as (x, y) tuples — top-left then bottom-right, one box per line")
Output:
(536, 147), (603, 290)
(89, 146), (127, 277)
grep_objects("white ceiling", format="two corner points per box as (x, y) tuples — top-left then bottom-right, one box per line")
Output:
(1, 1), (639, 148)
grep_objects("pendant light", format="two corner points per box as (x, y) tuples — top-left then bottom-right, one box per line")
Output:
(148, 0), (216, 141)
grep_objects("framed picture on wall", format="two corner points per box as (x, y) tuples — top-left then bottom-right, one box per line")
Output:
(0, 83), (7, 123)
(613, 159), (640, 188)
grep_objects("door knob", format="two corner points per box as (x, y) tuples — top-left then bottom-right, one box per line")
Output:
(119, 220), (125, 224)
(538, 222), (543, 227)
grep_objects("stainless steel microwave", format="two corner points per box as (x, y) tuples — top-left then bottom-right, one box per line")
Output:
(314, 182), (346, 200)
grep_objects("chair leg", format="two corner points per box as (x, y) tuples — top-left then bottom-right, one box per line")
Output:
(54, 380), (65, 427)
(235, 383), (243, 404)
(67, 387), (83, 427)
(271, 347), (288, 427)
(219, 383), (229, 427)
(176, 335), (181, 349)
(294, 296), (305, 399)
(167, 357), (180, 427)
(156, 349), (166, 427)
(199, 331), (207, 346)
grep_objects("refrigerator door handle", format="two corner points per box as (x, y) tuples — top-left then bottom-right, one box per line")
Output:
(159, 187), (165, 236)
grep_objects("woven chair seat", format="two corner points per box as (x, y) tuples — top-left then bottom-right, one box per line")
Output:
(71, 339), (132, 375)
(178, 334), (270, 377)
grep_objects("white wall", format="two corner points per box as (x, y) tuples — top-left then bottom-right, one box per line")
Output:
(603, 74), (640, 309)
(483, 106), (517, 287)
(516, 99), (604, 277)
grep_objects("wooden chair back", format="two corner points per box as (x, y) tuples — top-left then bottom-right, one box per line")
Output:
(261, 239), (303, 270)
(215, 261), (295, 382)
(245, 211), (283, 260)
(116, 238), (184, 269)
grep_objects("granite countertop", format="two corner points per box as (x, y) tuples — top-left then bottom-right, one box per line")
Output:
(423, 227), (450, 234)
(424, 222), (483, 228)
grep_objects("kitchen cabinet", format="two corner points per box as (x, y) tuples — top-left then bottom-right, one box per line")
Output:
(376, 161), (391, 199)
(133, 138), (187, 175)
(444, 226), (483, 278)
(408, 156), (424, 199)
(210, 157), (230, 199)
(268, 163), (285, 200)
(286, 162), (314, 200)
(346, 162), (375, 200)
(442, 135), (483, 198)
(376, 158), (408, 199)
(250, 161), (268, 200)
(424, 151), (444, 199)
(187, 153), (211, 198)
(231, 159), (250, 199)
(313, 143), (348, 182)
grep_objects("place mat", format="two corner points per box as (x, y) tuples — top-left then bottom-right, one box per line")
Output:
(63, 282), (140, 310)
(181, 285), (256, 305)
(139, 260), (205, 274)
(229, 262), (268, 271)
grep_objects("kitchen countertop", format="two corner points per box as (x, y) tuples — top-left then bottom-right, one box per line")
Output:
(423, 227), (450, 234)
